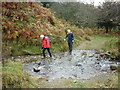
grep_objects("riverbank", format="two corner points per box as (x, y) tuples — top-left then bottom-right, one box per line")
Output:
(76, 35), (119, 59)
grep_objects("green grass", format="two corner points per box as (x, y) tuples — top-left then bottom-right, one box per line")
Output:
(77, 35), (118, 57)
(71, 82), (85, 88)
(22, 46), (41, 55)
(102, 37), (118, 57)
(2, 61), (38, 88)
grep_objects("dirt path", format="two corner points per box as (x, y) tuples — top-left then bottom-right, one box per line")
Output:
(76, 35), (109, 50)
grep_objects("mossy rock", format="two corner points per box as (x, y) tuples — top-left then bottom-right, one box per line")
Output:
(110, 64), (118, 70)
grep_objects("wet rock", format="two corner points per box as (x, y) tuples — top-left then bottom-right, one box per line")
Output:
(117, 62), (120, 65)
(33, 66), (41, 72)
(59, 57), (62, 59)
(73, 80), (77, 83)
(89, 54), (94, 57)
(95, 62), (100, 64)
(11, 57), (15, 60)
(110, 57), (116, 61)
(18, 56), (21, 58)
(110, 64), (118, 70)
(100, 51), (110, 58)
(73, 74), (77, 78)
(46, 79), (49, 81)
(15, 59), (21, 62)
(37, 62), (41, 65)
(100, 53), (105, 57)
(95, 51), (100, 54)
(29, 59), (38, 63)
(81, 52), (87, 55)
(101, 64), (110, 71)
(94, 54), (98, 58)
(96, 58), (101, 61)
(76, 63), (82, 66)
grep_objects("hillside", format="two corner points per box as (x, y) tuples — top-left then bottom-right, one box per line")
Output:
(2, 2), (91, 56)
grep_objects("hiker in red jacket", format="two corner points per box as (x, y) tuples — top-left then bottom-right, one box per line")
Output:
(40, 35), (52, 58)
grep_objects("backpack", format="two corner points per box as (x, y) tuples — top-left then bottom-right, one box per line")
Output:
(46, 36), (52, 42)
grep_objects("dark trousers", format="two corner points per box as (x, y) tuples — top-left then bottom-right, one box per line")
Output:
(68, 41), (73, 54)
(42, 48), (52, 58)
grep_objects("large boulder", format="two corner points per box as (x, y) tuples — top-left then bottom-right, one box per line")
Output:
(33, 66), (41, 72)
(110, 64), (118, 70)
(100, 51), (110, 58)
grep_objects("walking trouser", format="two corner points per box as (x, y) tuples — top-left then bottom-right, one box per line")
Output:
(42, 48), (52, 58)
(68, 41), (73, 54)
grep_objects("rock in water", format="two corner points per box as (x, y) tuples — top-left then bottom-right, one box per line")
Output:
(110, 64), (118, 70)
(33, 66), (41, 72)
(76, 63), (82, 66)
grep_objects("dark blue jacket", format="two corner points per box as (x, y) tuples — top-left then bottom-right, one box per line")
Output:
(65, 33), (74, 43)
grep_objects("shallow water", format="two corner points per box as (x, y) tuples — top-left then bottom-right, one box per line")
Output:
(23, 50), (117, 81)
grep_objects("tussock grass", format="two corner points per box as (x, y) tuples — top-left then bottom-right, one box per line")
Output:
(2, 61), (38, 88)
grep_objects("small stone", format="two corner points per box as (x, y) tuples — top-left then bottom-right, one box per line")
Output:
(11, 57), (14, 59)
(89, 54), (94, 57)
(95, 62), (99, 64)
(110, 57), (116, 61)
(95, 51), (100, 54)
(18, 56), (21, 58)
(73, 80), (77, 83)
(81, 52), (87, 55)
(100, 53), (105, 57)
(46, 79), (48, 81)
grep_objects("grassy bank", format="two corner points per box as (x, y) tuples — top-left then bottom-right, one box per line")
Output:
(2, 61), (38, 88)
(77, 34), (119, 57)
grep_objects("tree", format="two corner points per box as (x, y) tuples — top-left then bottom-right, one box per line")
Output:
(49, 2), (99, 28)
(97, 1), (120, 33)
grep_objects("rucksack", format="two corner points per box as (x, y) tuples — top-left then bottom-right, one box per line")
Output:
(46, 36), (52, 42)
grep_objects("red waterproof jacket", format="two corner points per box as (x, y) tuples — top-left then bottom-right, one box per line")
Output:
(42, 37), (50, 48)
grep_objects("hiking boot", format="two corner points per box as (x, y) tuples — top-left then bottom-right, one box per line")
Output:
(69, 52), (72, 55)
(41, 57), (46, 59)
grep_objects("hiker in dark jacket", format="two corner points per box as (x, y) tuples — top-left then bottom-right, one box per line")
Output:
(40, 35), (52, 58)
(64, 29), (74, 55)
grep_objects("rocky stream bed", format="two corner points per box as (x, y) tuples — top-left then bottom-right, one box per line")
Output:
(5, 50), (119, 88)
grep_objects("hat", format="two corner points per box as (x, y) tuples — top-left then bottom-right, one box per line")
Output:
(40, 35), (44, 38)
(67, 29), (71, 33)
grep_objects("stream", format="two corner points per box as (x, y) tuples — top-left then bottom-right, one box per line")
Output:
(22, 50), (118, 82)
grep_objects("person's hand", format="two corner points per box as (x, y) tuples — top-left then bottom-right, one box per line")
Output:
(72, 40), (74, 43)
(64, 39), (66, 41)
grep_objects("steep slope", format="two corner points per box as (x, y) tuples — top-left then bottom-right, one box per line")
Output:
(2, 2), (92, 56)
